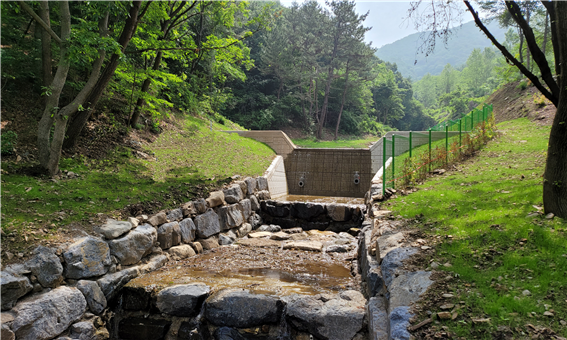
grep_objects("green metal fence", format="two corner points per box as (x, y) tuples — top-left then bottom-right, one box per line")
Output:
(381, 104), (493, 195)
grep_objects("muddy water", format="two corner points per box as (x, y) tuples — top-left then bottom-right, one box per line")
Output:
(279, 194), (365, 205)
(128, 244), (358, 296)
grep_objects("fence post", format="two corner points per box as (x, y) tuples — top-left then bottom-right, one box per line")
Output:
(409, 131), (413, 159)
(428, 130), (432, 172)
(445, 125), (449, 166)
(459, 119), (462, 151)
(392, 135), (396, 189)
(382, 136), (386, 196)
(471, 111), (474, 130)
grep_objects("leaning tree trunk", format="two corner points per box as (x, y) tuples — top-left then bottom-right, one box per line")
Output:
(39, 2), (52, 90)
(129, 51), (163, 127)
(335, 60), (350, 141)
(543, 1), (567, 218)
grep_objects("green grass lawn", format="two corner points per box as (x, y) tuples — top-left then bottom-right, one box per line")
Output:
(1, 114), (275, 254)
(385, 118), (567, 338)
(292, 135), (379, 149)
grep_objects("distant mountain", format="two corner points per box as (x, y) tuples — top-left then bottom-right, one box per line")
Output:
(375, 20), (507, 80)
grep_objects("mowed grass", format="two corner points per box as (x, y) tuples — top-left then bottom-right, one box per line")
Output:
(292, 135), (379, 149)
(1, 114), (275, 254)
(385, 118), (567, 338)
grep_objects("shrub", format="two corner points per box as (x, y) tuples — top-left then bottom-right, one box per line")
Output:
(517, 80), (528, 90)
(533, 93), (548, 107)
(1, 130), (17, 155)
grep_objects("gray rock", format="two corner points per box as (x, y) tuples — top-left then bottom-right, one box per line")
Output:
(147, 212), (167, 227)
(235, 180), (248, 196)
(26, 246), (63, 288)
(263, 202), (290, 217)
(179, 218), (196, 243)
(76, 280), (106, 314)
(283, 241), (323, 252)
(139, 254), (168, 273)
(98, 219), (133, 240)
(171, 222), (182, 246)
(389, 306), (411, 340)
(214, 327), (245, 340)
(258, 224), (281, 232)
(358, 229), (384, 298)
(200, 237), (219, 250)
(326, 204), (352, 222)
(270, 231), (291, 241)
(237, 223), (252, 238)
(63, 237), (111, 279)
(11, 286), (86, 340)
(218, 204), (244, 231)
(223, 185), (244, 204)
(156, 283), (210, 316)
(169, 245), (196, 259)
(367, 297), (388, 340)
(244, 177), (257, 195)
(157, 222), (177, 250)
(388, 271), (433, 310)
(219, 233), (235, 245)
(382, 247), (418, 288)
(4, 264), (31, 276)
(181, 201), (197, 217)
(194, 209), (221, 239)
(166, 208), (183, 222)
(238, 199), (252, 221)
(256, 190), (271, 200)
(291, 202), (325, 219)
(326, 244), (353, 253)
(0, 272), (33, 310)
(194, 198), (207, 214)
(96, 267), (139, 300)
(285, 291), (366, 340)
(249, 195), (260, 212)
(206, 191), (225, 208)
(205, 289), (283, 328)
(257, 177), (269, 191)
(69, 321), (96, 340)
(108, 224), (157, 266)
(248, 213), (262, 229)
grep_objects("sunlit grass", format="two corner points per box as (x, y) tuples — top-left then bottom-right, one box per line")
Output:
(292, 135), (378, 149)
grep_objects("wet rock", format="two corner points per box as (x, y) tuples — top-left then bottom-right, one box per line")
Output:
(178, 319), (210, 340)
(181, 201), (197, 217)
(156, 283), (210, 317)
(258, 224), (281, 232)
(291, 202), (325, 220)
(206, 191), (225, 208)
(249, 195), (260, 212)
(76, 280), (106, 314)
(140, 254), (168, 273)
(97, 219), (132, 240)
(245, 177), (257, 195)
(169, 245), (196, 259)
(326, 204), (352, 222)
(388, 271), (433, 310)
(200, 237), (219, 250)
(118, 317), (170, 340)
(121, 286), (150, 311)
(248, 213), (262, 229)
(167, 208), (183, 222)
(367, 296), (388, 340)
(194, 209), (221, 239)
(1, 272), (33, 310)
(237, 223), (252, 238)
(299, 221), (329, 231)
(382, 247), (418, 288)
(389, 306), (411, 340)
(262, 202), (290, 217)
(205, 289), (283, 328)
(26, 246), (63, 288)
(108, 224), (157, 266)
(179, 218), (196, 243)
(69, 321), (96, 340)
(238, 199), (252, 220)
(285, 291), (366, 340)
(11, 286), (86, 340)
(157, 222), (176, 250)
(96, 267), (139, 300)
(270, 231), (291, 241)
(63, 237), (111, 279)
(224, 185), (244, 204)
(257, 177), (269, 191)
(214, 327), (245, 340)
(256, 190), (271, 200)
(194, 198), (207, 214)
(218, 204), (244, 231)
(326, 244), (353, 253)
(283, 241), (323, 252)
(147, 212), (167, 227)
(358, 229), (383, 298)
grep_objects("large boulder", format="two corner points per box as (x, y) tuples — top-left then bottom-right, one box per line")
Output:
(194, 198), (207, 214)
(285, 291), (366, 340)
(237, 223), (252, 238)
(26, 246), (63, 288)
(257, 177), (269, 191)
(157, 222), (177, 250)
(249, 195), (260, 212)
(248, 213), (262, 229)
(262, 202), (290, 218)
(200, 237), (219, 250)
(156, 283), (210, 317)
(235, 180), (248, 196)
(97, 267), (139, 301)
(291, 202), (325, 220)
(11, 286), (86, 340)
(218, 204), (244, 231)
(76, 280), (106, 314)
(367, 296), (388, 340)
(179, 218), (196, 243)
(169, 245), (196, 259)
(68, 321), (96, 340)
(166, 208), (183, 222)
(238, 199), (252, 221)
(0, 272), (32, 310)
(108, 224), (157, 266)
(223, 185), (244, 204)
(388, 271), (433, 310)
(118, 317), (171, 340)
(381, 247), (418, 288)
(194, 209), (221, 239)
(389, 306), (412, 340)
(244, 177), (257, 195)
(206, 191), (225, 208)
(147, 212), (167, 227)
(181, 201), (197, 217)
(326, 204), (352, 222)
(63, 237), (112, 279)
(97, 219), (133, 240)
(205, 289), (283, 328)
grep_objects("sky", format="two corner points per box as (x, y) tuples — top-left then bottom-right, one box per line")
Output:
(279, 1), (471, 48)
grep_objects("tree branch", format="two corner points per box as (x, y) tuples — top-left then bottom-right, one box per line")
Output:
(17, 0), (62, 44)
(463, 1), (557, 107)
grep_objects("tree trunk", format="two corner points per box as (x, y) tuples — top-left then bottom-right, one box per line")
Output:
(543, 1), (567, 218)
(519, 29), (524, 64)
(317, 65), (334, 140)
(39, 2), (52, 89)
(63, 1), (144, 150)
(129, 51), (163, 127)
(543, 12), (549, 56)
(541, 1), (560, 76)
(335, 60), (350, 141)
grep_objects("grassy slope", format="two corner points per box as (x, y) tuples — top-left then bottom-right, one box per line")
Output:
(292, 135), (379, 149)
(385, 118), (566, 338)
(1, 114), (275, 256)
